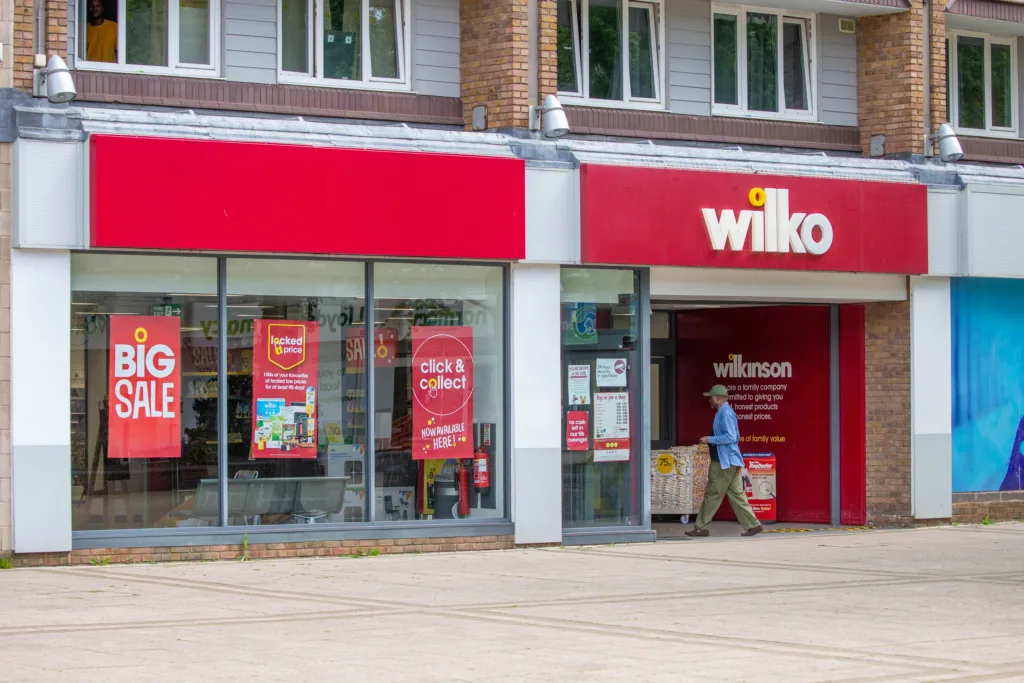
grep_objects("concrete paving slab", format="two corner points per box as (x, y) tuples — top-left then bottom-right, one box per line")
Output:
(2, 524), (1023, 682)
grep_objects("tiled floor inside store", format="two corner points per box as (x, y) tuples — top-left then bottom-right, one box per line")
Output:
(653, 518), (862, 540)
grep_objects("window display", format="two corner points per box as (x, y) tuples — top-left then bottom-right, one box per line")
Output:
(71, 254), (219, 531)
(560, 267), (642, 528)
(70, 254), (508, 534)
(373, 263), (505, 521)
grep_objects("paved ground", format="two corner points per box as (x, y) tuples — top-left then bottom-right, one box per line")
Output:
(3, 523), (1024, 682)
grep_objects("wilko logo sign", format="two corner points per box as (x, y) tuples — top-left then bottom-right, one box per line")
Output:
(267, 324), (306, 370)
(702, 187), (833, 256)
(108, 316), (181, 459)
(713, 354), (792, 379)
(412, 326), (474, 460)
(579, 165), (929, 274)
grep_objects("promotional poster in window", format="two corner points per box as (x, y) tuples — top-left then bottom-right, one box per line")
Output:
(107, 315), (182, 459)
(251, 320), (320, 459)
(952, 278), (1024, 492)
(411, 326), (474, 461)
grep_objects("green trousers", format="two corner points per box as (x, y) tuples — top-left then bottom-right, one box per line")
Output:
(694, 462), (760, 531)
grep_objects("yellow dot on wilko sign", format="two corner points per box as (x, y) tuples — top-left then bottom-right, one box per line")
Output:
(656, 453), (676, 475)
(134, 327), (148, 343)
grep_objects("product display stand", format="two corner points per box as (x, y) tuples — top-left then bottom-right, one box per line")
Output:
(650, 445), (711, 523)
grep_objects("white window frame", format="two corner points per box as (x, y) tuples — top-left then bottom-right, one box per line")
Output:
(947, 30), (1018, 138)
(710, 4), (816, 122)
(75, 0), (221, 76)
(555, 0), (666, 110)
(278, 0), (412, 92)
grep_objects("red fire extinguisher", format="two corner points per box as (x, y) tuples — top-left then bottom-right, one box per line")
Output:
(457, 460), (471, 518)
(473, 446), (491, 493)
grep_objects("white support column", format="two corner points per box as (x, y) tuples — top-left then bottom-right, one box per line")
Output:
(511, 264), (562, 544)
(12, 249), (72, 552)
(910, 276), (953, 520)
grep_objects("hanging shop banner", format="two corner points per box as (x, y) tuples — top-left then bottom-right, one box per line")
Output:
(567, 364), (592, 405)
(593, 391), (630, 462)
(345, 327), (399, 369)
(595, 358), (628, 387)
(412, 326), (474, 461)
(251, 320), (320, 459)
(566, 410), (590, 451)
(742, 454), (777, 523)
(108, 315), (182, 459)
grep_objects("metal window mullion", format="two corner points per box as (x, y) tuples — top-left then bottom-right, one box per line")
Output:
(169, 0), (179, 67)
(217, 257), (229, 527)
(502, 264), (511, 520)
(622, 0), (631, 101)
(365, 261), (376, 523)
(362, 0), (371, 81)
(829, 304), (840, 527)
(118, 0), (128, 66)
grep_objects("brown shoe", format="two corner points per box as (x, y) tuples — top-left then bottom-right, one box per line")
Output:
(685, 529), (710, 537)
(741, 525), (764, 537)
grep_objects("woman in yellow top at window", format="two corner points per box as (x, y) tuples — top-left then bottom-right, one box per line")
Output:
(85, 0), (117, 63)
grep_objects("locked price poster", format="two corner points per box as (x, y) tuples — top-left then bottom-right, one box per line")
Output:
(411, 326), (474, 461)
(251, 320), (320, 459)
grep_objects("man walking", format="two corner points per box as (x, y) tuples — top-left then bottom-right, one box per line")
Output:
(686, 385), (763, 538)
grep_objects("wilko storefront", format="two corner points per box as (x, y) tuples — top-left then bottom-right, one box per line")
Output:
(564, 163), (929, 534)
(9, 126), (523, 558)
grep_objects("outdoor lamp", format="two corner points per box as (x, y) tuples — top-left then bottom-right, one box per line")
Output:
(530, 95), (570, 139)
(34, 55), (77, 104)
(928, 123), (963, 163)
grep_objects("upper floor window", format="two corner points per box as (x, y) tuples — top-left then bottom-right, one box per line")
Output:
(77, 0), (219, 74)
(947, 32), (1017, 136)
(556, 0), (664, 106)
(712, 5), (814, 121)
(279, 0), (410, 90)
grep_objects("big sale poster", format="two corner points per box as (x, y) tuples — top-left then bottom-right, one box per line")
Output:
(108, 315), (182, 459)
(251, 320), (320, 459)
(412, 326), (474, 461)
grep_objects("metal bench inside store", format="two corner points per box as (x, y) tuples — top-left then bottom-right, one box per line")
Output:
(186, 477), (349, 526)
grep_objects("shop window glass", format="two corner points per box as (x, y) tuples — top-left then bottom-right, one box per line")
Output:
(713, 13), (738, 106)
(560, 267), (642, 528)
(557, 0), (581, 94)
(71, 254), (218, 531)
(373, 263), (505, 522)
(225, 259), (367, 524)
(589, 0), (623, 100)
(991, 42), (1013, 129)
(281, 0), (309, 73)
(746, 13), (777, 112)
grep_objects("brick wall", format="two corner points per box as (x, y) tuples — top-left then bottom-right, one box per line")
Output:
(13, 0), (32, 90)
(461, 0), (529, 129)
(8, 535), (516, 567)
(953, 492), (1024, 524)
(857, 1), (925, 156)
(929, 0), (947, 149)
(537, 0), (556, 101)
(864, 301), (912, 526)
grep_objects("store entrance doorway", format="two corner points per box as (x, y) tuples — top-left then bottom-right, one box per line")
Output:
(650, 304), (838, 532)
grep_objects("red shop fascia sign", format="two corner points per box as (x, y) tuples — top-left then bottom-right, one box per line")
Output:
(579, 164), (928, 274)
(89, 135), (526, 260)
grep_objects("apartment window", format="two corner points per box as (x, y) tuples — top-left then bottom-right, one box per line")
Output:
(947, 32), (1017, 136)
(77, 0), (218, 73)
(712, 5), (814, 120)
(556, 0), (664, 106)
(280, 0), (410, 90)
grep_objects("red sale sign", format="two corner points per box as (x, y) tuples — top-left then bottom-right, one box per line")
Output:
(566, 411), (589, 451)
(108, 316), (181, 459)
(345, 327), (398, 368)
(412, 326), (474, 461)
(251, 320), (320, 459)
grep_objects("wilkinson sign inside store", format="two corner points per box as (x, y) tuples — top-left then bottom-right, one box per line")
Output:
(702, 187), (832, 256)
(579, 165), (928, 274)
